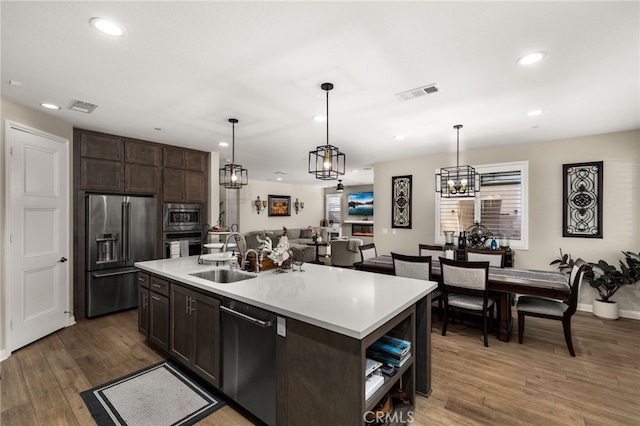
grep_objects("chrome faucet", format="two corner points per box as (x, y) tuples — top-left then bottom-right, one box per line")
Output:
(223, 232), (247, 268)
(244, 249), (261, 273)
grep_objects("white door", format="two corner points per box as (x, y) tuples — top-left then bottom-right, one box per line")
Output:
(5, 120), (70, 352)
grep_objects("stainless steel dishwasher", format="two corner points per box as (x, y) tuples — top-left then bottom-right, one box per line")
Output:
(221, 299), (277, 426)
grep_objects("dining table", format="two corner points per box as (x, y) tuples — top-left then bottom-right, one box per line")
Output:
(354, 255), (570, 342)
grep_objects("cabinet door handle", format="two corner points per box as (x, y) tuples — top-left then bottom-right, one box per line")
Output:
(152, 283), (162, 288)
(138, 277), (145, 282)
(185, 296), (191, 314)
(143, 294), (148, 308)
(189, 298), (196, 314)
(151, 295), (161, 301)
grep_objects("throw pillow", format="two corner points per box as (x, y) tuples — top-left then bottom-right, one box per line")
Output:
(300, 228), (311, 238)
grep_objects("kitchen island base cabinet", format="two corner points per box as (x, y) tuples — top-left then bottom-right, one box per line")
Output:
(138, 272), (169, 352)
(282, 305), (417, 426)
(170, 283), (221, 389)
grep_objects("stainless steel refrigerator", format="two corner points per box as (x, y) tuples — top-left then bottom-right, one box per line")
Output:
(86, 194), (157, 317)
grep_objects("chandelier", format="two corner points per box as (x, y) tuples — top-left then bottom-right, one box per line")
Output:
(435, 124), (479, 197)
(309, 82), (345, 180)
(219, 118), (248, 189)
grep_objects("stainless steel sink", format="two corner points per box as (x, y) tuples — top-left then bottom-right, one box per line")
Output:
(190, 269), (257, 284)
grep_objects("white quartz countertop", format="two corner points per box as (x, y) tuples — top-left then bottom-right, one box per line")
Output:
(135, 256), (437, 340)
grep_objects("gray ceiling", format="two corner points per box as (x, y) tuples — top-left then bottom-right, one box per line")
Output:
(2, 1), (638, 187)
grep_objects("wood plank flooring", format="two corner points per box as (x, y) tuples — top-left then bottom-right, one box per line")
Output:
(2, 308), (639, 425)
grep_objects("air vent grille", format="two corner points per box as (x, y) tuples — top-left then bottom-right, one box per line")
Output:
(68, 99), (98, 113)
(395, 84), (439, 101)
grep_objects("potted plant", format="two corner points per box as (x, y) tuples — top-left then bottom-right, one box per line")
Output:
(551, 249), (640, 320)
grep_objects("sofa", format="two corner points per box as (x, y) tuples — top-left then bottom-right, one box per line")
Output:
(330, 238), (363, 267)
(244, 228), (322, 263)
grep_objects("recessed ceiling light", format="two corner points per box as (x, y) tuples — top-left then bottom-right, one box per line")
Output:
(10, 80), (22, 87)
(527, 110), (543, 116)
(276, 177), (282, 181)
(90, 17), (125, 37)
(313, 115), (326, 122)
(517, 51), (546, 66)
(351, 170), (358, 173)
(394, 135), (405, 141)
(219, 142), (229, 147)
(39, 103), (61, 110)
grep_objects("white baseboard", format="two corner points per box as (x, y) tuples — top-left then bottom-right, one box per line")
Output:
(0, 349), (8, 362)
(577, 303), (640, 320)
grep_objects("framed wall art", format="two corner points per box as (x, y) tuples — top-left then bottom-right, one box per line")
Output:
(392, 175), (412, 229)
(268, 195), (291, 217)
(563, 161), (603, 238)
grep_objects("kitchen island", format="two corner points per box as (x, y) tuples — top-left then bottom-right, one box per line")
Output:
(135, 256), (437, 425)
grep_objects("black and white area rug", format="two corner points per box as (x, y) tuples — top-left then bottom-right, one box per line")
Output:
(80, 361), (227, 426)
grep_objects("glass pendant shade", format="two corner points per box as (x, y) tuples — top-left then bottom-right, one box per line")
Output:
(435, 124), (479, 197)
(219, 118), (248, 189)
(309, 82), (346, 180)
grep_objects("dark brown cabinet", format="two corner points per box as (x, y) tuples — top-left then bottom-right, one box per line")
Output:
(163, 147), (207, 171)
(125, 163), (159, 193)
(80, 133), (123, 161)
(81, 158), (124, 191)
(125, 140), (161, 166)
(170, 283), (221, 388)
(139, 275), (169, 351)
(163, 169), (206, 203)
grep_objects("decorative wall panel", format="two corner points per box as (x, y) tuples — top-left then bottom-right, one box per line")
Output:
(392, 175), (412, 229)
(563, 161), (603, 238)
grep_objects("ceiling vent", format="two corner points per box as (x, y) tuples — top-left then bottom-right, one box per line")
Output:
(395, 84), (439, 101)
(68, 99), (98, 113)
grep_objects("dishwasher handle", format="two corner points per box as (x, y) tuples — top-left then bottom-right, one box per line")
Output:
(221, 305), (274, 328)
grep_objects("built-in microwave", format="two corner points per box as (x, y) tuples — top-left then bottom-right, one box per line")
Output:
(163, 203), (203, 232)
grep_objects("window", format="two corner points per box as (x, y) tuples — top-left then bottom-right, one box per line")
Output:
(435, 161), (528, 249)
(326, 193), (342, 224)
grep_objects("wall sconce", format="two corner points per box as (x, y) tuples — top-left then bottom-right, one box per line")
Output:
(254, 196), (267, 214)
(294, 198), (304, 214)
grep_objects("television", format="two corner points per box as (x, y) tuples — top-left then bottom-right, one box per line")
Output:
(347, 191), (374, 216)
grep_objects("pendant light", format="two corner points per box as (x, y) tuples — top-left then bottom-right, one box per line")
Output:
(219, 118), (248, 189)
(308, 82), (346, 180)
(336, 179), (344, 192)
(435, 124), (480, 197)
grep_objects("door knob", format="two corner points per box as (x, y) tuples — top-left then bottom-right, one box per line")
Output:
(60, 257), (68, 263)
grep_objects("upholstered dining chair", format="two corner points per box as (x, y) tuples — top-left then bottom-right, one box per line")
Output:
(394, 252), (442, 323)
(516, 258), (587, 357)
(465, 247), (506, 268)
(418, 244), (444, 259)
(439, 257), (493, 347)
(359, 243), (377, 262)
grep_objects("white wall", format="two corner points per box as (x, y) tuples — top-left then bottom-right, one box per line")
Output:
(374, 129), (640, 316)
(1, 97), (74, 359)
(238, 180), (325, 233)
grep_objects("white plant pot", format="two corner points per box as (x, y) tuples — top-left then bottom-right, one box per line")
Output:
(592, 299), (619, 320)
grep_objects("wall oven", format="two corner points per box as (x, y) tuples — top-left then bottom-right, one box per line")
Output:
(162, 203), (204, 258)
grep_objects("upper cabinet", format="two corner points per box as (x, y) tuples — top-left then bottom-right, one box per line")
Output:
(163, 147), (207, 172)
(79, 132), (124, 192)
(76, 130), (207, 200)
(162, 147), (207, 203)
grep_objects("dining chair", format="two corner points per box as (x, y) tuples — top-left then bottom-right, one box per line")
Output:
(439, 257), (494, 347)
(359, 243), (377, 262)
(465, 247), (506, 268)
(516, 258), (587, 357)
(418, 244), (444, 259)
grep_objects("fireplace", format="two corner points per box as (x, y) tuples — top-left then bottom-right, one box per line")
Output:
(352, 223), (373, 237)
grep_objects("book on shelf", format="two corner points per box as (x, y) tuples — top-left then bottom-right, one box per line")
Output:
(365, 373), (384, 400)
(365, 358), (383, 377)
(366, 350), (411, 368)
(369, 337), (411, 358)
(378, 335), (411, 350)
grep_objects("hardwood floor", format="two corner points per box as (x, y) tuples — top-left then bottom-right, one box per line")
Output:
(2, 308), (639, 425)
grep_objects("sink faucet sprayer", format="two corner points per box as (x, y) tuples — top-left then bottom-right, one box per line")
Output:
(243, 249), (261, 273)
